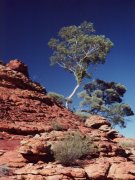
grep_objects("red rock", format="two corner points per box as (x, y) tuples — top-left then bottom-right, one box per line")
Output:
(0, 60), (135, 179)
(19, 138), (50, 156)
(108, 162), (135, 179)
(6, 59), (29, 77)
(98, 141), (112, 154)
(0, 60), (81, 134)
(0, 150), (27, 167)
(85, 115), (111, 128)
(84, 158), (110, 179)
(15, 164), (86, 179)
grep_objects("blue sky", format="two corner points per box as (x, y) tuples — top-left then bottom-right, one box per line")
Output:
(0, 0), (135, 137)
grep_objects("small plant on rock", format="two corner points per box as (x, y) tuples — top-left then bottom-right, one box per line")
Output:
(52, 121), (65, 131)
(74, 111), (90, 121)
(0, 165), (11, 177)
(119, 141), (135, 149)
(53, 132), (97, 166)
(48, 92), (65, 105)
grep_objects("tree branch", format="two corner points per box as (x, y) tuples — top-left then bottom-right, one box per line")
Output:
(66, 83), (80, 109)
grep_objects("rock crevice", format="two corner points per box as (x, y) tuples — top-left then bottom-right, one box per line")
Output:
(0, 60), (135, 180)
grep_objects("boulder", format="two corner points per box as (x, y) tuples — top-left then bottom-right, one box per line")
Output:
(84, 158), (110, 179)
(108, 162), (135, 179)
(85, 115), (111, 129)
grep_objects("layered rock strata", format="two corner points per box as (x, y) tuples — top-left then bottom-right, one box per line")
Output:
(0, 60), (135, 180)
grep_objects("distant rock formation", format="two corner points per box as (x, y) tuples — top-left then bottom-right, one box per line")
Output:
(0, 60), (135, 180)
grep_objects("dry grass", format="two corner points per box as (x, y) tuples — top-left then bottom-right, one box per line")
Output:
(119, 141), (135, 149)
(53, 132), (97, 166)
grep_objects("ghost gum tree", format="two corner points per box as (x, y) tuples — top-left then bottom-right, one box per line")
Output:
(78, 79), (134, 127)
(48, 21), (113, 109)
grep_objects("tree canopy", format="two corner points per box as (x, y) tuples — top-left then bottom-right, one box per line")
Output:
(48, 21), (113, 108)
(78, 79), (134, 127)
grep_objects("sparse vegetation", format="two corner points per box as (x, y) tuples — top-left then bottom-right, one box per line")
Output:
(0, 165), (11, 177)
(74, 111), (90, 121)
(52, 121), (65, 131)
(48, 92), (65, 105)
(52, 132), (97, 166)
(119, 141), (135, 149)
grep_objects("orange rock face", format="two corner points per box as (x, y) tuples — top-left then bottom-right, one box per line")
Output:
(0, 60), (135, 179)
(0, 60), (79, 135)
(6, 59), (29, 77)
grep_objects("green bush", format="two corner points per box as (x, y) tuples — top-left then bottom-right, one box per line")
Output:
(53, 132), (97, 166)
(48, 92), (65, 105)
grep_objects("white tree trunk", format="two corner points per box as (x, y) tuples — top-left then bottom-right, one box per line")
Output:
(65, 83), (80, 109)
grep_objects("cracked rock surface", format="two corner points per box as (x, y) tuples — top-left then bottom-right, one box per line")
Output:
(0, 60), (135, 180)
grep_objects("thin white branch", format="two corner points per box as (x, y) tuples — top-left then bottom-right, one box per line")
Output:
(80, 45), (99, 63)
(69, 66), (75, 73)
(73, 35), (78, 61)
(57, 61), (76, 73)
(76, 61), (82, 68)
(57, 62), (66, 68)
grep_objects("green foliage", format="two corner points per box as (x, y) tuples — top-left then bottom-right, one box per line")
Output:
(74, 111), (90, 121)
(48, 92), (65, 105)
(78, 79), (134, 127)
(48, 21), (113, 84)
(48, 21), (113, 108)
(106, 104), (134, 127)
(53, 132), (97, 166)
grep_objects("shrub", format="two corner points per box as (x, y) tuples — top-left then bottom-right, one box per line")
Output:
(53, 132), (97, 166)
(52, 121), (65, 131)
(74, 111), (90, 121)
(48, 92), (65, 105)
(119, 141), (135, 149)
(0, 165), (11, 177)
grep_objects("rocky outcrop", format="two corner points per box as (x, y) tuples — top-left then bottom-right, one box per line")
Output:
(114, 137), (135, 162)
(0, 60), (135, 180)
(6, 59), (29, 77)
(0, 60), (80, 135)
